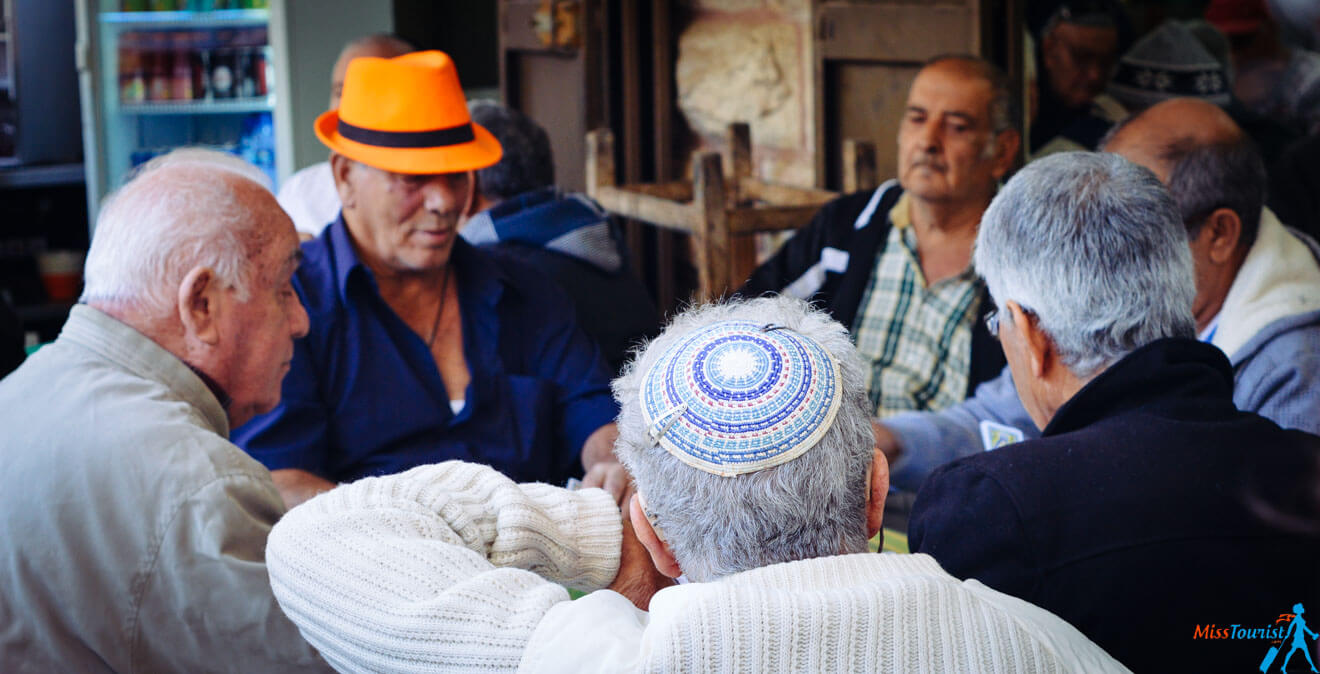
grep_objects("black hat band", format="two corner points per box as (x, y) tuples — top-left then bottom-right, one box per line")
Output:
(337, 119), (476, 149)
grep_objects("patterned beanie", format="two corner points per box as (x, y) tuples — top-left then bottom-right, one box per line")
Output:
(1108, 20), (1232, 110)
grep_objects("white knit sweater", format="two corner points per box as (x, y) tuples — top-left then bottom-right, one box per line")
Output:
(266, 461), (1128, 673)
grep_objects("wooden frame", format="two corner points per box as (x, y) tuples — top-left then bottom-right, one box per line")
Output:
(587, 123), (872, 301)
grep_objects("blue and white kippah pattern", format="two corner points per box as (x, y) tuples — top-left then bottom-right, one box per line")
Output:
(640, 320), (842, 477)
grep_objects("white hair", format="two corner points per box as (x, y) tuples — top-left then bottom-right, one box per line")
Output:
(612, 296), (876, 582)
(974, 152), (1197, 377)
(81, 148), (276, 319)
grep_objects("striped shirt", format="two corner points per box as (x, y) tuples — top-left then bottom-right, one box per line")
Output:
(852, 193), (983, 417)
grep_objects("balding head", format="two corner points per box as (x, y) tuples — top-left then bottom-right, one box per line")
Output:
(1101, 98), (1241, 181)
(1101, 98), (1265, 245)
(330, 34), (414, 109)
(1101, 97), (1268, 330)
(83, 150), (287, 321)
(83, 148), (308, 427)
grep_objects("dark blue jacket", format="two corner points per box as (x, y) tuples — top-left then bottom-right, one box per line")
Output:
(911, 338), (1320, 672)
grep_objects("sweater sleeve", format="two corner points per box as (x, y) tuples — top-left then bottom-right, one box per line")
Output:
(265, 461), (624, 673)
(886, 365), (1039, 491)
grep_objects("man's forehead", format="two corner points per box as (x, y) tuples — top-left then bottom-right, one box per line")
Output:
(906, 65), (993, 116)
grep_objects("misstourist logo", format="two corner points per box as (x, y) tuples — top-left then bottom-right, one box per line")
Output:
(1194, 602), (1319, 672)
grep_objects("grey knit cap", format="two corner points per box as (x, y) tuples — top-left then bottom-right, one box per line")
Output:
(1108, 20), (1231, 110)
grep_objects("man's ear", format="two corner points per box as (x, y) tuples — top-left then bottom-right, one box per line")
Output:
(178, 266), (222, 346)
(866, 449), (890, 540)
(1200, 207), (1244, 265)
(1008, 300), (1051, 379)
(629, 494), (682, 579)
(991, 129), (1022, 181)
(329, 153), (356, 209)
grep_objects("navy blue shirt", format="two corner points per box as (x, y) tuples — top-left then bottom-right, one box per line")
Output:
(234, 216), (618, 485)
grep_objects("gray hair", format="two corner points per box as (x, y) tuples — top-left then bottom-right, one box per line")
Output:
(612, 296), (875, 582)
(924, 54), (1018, 136)
(974, 152), (1196, 377)
(469, 100), (554, 201)
(81, 149), (275, 318)
(1164, 138), (1267, 249)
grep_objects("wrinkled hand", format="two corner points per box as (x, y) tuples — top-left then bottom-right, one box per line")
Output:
(582, 460), (631, 506)
(607, 504), (674, 610)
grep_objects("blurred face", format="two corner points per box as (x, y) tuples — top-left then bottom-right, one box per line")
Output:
(337, 158), (474, 273)
(217, 189), (309, 427)
(897, 63), (1010, 206)
(1041, 22), (1119, 109)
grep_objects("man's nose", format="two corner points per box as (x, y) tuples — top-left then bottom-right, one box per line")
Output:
(289, 294), (310, 339)
(420, 177), (460, 214)
(918, 121), (942, 152)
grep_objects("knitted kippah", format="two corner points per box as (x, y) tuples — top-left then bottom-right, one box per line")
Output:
(1108, 20), (1230, 109)
(639, 320), (842, 477)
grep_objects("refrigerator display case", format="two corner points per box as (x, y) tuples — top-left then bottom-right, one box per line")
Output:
(76, 0), (394, 229)
(81, 1), (276, 197)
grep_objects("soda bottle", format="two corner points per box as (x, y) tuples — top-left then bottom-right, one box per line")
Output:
(170, 33), (193, 100)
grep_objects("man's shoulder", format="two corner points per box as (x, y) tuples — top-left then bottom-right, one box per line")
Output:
(1236, 309), (1320, 367)
(815, 183), (903, 234)
(461, 242), (576, 310)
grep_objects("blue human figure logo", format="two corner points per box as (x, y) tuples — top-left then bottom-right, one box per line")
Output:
(1281, 603), (1319, 673)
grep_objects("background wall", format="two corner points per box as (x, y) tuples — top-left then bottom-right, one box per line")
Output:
(674, 0), (816, 187)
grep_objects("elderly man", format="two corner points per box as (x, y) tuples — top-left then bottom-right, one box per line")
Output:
(742, 54), (1019, 419)
(1027, 0), (1127, 154)
(909, 152), (1320, 673)
(263, 296), (1127, 672)
(235, 51), (624, 507)
(276, 33), (413, 237)
(460, 101), (660, 373)
(0, 150), (329, 671)
(879, 98), (1320, 490)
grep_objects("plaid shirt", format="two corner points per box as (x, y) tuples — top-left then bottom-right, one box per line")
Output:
(852, 193), (983, 417)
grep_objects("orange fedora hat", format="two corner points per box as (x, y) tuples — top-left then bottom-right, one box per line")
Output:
(314, 50), (502, 175)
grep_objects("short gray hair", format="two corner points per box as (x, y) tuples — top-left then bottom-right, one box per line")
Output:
(81, 149), (274, 318)
(469, 100), (554, 201)
(612, 296), (875, 582)
(974, 152), (1196, 377)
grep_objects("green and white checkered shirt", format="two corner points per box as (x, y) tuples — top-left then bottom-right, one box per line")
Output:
(852, 193), (983, 417)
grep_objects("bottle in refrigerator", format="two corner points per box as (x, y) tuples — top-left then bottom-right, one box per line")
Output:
(210, 48), (234, 99)
(190, 32), (211, 100)
(118, 33), (147, 104)
(146, 34), (171, 102)
(170, 33), (193, 100)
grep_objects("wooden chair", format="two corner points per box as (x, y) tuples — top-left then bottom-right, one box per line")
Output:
(587, 123), (877, 302)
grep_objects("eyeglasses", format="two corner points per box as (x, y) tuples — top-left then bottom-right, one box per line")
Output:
(985, 304), (1036, 338)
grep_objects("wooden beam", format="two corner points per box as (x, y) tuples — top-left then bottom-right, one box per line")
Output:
(692, 151), (730, 300)
(842, 139), (878, 194)
(585, 127), (615, 199)
(594, 186), (697, 233)
(728, 204), (828, 234)
(739, 178), (835, 206)
(728, 122), (752, 203)
(618, 180), (693, 202)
